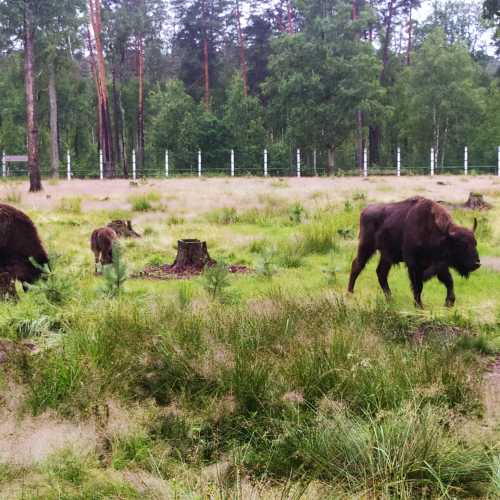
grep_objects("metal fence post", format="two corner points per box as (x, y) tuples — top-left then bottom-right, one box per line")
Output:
(132, 149), (137, 181)
(430, 148), (435, 176)
(99, 150), (104, 180)
(397, 147), (401, 177)
(165, 150), (169, 177)
(297, 148), (301, 178)
(67, 150), (71, 180)
(231, 149), (235, 177)
(464, 146), (468, 176)
(198, 150), (202, 177)
(2, 151), (6, 178)
(264, 149), (268, 177)
(363, 148), (368, 177)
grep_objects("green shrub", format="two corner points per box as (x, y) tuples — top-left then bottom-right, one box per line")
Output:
(99, 243), (128, 297)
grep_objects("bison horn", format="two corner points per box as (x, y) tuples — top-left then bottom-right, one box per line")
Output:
(473, 218), (478, 234)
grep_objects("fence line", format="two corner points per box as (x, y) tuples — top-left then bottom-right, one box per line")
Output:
(2, 146), (500, 179)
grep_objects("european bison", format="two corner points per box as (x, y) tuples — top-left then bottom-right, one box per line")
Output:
(348, 196), (480, 308)
(0, 203), (49, 288)
(91, 227), (118, 272)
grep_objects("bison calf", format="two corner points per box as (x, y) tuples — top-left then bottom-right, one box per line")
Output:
(0, 203), (49, 288)
(348, 196), (480, 308)
(91, 227), (118, 272)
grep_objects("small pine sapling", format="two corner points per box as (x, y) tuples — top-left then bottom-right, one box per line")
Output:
(100, 242), (128, 297)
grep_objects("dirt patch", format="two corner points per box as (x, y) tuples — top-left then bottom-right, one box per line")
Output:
(481, 256), (500, 272)
(0, 339), (37, 364)
(0, 386), (97, 467)
(134, 263), (252, 280)
(3, 176), (500, 217)
(410, 322), (472, 345)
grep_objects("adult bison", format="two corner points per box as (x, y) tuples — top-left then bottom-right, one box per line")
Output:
(348, 196), (480, 307)
(0, 203), (49, 287)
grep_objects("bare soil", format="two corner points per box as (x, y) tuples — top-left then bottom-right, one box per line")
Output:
(1, 176), (498, 216)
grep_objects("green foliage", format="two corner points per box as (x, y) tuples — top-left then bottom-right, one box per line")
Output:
(28, 255), (74, 306)
(58, 197), (82, 214)
(255, 247), (278, 279)
(202, 261), (230, 300)
(288, 202), (305, 224)
(99, 243), (127, 297)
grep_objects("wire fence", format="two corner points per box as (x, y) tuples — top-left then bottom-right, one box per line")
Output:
(2, 146), (500, 180)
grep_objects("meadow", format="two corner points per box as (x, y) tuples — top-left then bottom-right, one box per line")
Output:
(0, 176), (500, 499)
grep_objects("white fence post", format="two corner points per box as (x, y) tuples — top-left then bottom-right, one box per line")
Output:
(2, 151), (6, 178)
(397, 147), (401, 177)
(99, 149), (104, 180)
(363, 148), (368, 177)
(264, 149), (268, 177)
(430, 148), (435, 176)
(297, 148), (301, 178)
(132, 149), (137, 181)
(67, 150), (71, 180)
(198, 150), (202, 177)
(231, 149), (235, 177)
(464, 146), (468, 176)
(497, 146), (500, 177)
(165, 150), (169, 177)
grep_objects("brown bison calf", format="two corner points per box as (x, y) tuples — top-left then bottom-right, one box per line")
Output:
(0, 203), (49, 289)
(348, 196), (480, 308)
(91, 227), (118, 272)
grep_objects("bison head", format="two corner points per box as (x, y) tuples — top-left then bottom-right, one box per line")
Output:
(448, 219), (480, 277)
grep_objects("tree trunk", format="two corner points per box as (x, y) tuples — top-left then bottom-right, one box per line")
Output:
(202, 0), (210, 111)
(327, 146), (335, 176)
(137, 33), (145, 172)
(352, 0), (364, 170)
(24, 1), (42, 192)
(287, 0), (293, 34)
(406, 5), (412, 65)
(235, 0), (249, 96)
(369, 0), (396, 168)
(48, 59), (60, 179)
(111, 61), (125, 176)
(88, 0), (115, 178)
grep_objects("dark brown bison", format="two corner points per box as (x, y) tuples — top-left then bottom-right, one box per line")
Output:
(91, 227), (118, 272)
(348, 196), (480, 307)
(0, 203), (49, 288)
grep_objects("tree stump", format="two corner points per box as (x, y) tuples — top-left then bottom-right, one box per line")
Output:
(169, 239), (215, 273)
(0, 272), (17, 301)
(464, 192), (492, 210)
(107, 220), (141, 238)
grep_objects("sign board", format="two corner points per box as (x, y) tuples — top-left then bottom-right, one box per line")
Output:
(5, 155), (28, 162)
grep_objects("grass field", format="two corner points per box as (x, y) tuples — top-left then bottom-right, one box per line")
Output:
(0, 176), (500, 499)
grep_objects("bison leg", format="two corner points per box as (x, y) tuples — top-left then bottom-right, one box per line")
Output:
(376, 257), (392, 298)
(408, 266), (424, 308)
(348, 242), (376, 293)
(437, 268), (455, 307)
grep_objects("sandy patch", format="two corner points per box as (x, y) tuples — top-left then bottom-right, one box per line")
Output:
(1, 176), (497, 219)
(481, 256), (500, 272)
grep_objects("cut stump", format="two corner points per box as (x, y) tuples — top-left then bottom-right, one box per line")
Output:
(133, 239), (251, 280)
(170, 239), (215, 273)
(464, 192), (492, 210)
(107, 220), (141, 238)
(0, 272), (17, 301)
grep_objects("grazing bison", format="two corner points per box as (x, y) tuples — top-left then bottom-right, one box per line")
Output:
(91, 227), (118, 272)
(0, 203), (49, 288)
(348, 197), (480, 307)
